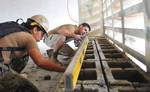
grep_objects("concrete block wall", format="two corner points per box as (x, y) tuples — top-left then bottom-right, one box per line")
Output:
(61, 37), (150, 92)
(96, 37), (150, 92)
(74, 84), (107, 92)
(74, 39), (108, 92)
(109, 86), (150, 92)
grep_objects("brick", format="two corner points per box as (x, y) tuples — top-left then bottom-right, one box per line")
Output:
(109, 86), (150, 92)
(74, 84), (108, 92)
(103, 67), (150, 87)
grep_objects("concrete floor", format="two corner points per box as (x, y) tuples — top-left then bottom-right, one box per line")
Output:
(22, 60), (64, 92)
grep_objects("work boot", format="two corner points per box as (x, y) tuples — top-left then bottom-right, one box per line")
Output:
(51, 55), (63, 66)
(46, 49), (63, 66)
(58, 44), (75, 57)
(46, 49), (54, 58)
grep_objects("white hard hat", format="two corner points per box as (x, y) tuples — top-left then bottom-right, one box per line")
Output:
(30, 15), (49, 35)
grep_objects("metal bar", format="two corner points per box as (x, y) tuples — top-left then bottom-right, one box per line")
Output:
(123, 2), (144, 16)
(120, 0), (125, 47)
(105, 27), (145, 39)
(64, 37), (89, 92)
(105, 2), (144, 20)
(106, 35), (145, 64)
(143, 0), (150, 73)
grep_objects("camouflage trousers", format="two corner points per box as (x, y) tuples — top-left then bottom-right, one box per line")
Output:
(0, 55), (39, 92)
(0, 63), (39, 92)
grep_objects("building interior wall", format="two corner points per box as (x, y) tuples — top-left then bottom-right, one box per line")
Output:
(78, 0), (150, 74)
(78, 0), (104, 37)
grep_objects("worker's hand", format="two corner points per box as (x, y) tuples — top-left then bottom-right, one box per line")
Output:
(74, 33), (87, 47)
(74, 38), (81, 47)
(81, 32), (87, 38)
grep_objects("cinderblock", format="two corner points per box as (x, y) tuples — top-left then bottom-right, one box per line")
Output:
(74, 84), (108, 92)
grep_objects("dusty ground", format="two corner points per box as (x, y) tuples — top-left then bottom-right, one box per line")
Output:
(21, 59), (64, 92)
(21, 44), (75, 92)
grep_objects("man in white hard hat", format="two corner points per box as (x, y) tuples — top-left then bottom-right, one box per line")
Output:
(0, 15), (65, 92)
